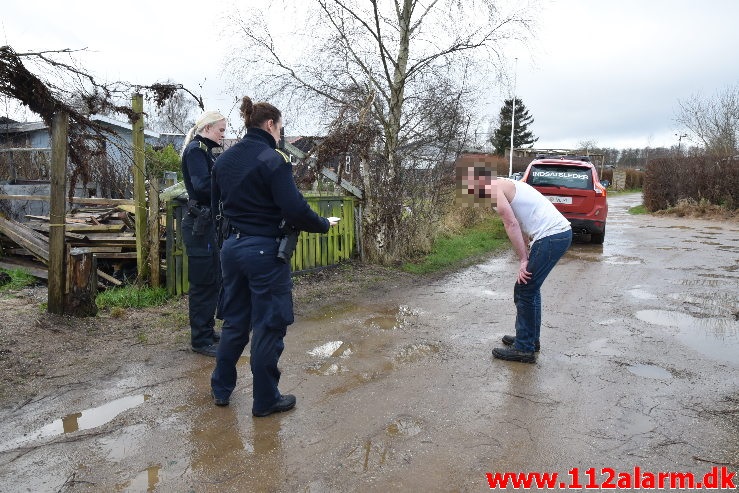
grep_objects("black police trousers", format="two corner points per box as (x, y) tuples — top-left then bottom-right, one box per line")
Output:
(182, 214), (221, 349)
(211, 233), (293, 414)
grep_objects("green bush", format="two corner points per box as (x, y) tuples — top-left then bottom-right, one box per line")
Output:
(146, 144), (182, 181)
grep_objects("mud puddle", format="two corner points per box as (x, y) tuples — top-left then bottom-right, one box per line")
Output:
(636, 309), (739, 364)
(0, 394), (150, 453)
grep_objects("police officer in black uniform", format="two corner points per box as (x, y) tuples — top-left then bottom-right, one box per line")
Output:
(210, 97), (338, 416)
(180, 111), (227, 357)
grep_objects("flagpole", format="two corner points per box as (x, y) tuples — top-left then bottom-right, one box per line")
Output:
(509, 57), (518, 177)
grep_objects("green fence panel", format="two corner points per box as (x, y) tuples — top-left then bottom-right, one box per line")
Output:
(165, 195), (358, 295)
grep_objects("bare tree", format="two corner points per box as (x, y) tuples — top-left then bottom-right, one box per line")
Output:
(225, 0), (535, 263)
(146, 81), (198, 134)
(1, 46), (204, 197)
(676, 85), (739, 158)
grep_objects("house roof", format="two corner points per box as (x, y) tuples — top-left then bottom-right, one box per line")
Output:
(0, 121), (48, 134)
(152, 133), (186, 150)
(0, 115), (160, 138)
(91, 115), (160, 138)
(290, 136), (323, 154)
(284, 141), (305, 159)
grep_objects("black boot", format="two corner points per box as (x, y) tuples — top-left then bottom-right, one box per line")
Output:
(492, 346), (536, 363)
(501, 335), (540, 352)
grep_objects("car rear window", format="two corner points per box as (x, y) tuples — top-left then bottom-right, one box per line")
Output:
(528, 165), (593, 190)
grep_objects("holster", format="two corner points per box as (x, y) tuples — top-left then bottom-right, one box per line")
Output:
(187, 199), (212, 236)
(277, 220), (300, 263)
(218, 216), (231, 246)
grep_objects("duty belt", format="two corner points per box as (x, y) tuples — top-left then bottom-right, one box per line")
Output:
(227, 226), (279, 241)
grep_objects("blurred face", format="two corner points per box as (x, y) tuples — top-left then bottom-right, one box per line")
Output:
(201, 119), (226, 144)
(472, 169), (494, 199)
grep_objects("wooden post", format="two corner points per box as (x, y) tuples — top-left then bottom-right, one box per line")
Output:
(47, 111), (67, 315)
(148, 177), (160, 287)
(132, 93), (149, 282)
(166, 200), (174, 294)
(64, 247), (98, 317)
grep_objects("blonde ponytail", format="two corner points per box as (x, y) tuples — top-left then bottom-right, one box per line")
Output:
(180, 110), (226, 156)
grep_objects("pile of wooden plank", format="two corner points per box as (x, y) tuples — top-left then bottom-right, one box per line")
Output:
(0, 205), (161, 286)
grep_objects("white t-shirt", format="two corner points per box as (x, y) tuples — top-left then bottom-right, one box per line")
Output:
(508, 179), (571, 243)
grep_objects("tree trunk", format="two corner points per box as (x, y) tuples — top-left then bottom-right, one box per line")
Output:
(64, 248), (98, 317)
(359, 0), (412, 264)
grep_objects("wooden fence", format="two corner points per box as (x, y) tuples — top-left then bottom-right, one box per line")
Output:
(165, 195), (358, 295)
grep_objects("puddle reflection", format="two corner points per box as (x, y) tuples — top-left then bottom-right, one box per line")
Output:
(308, 340), (346, 358)
(0, 394), (150, 452)
(189, 406), (284, 489)
(344, 438), (388, 472)
(116, 464), (161, 493)
(303, 302), (361, 322)
(306, 341), (353, 375)
(394, 342), (441, 363)
(636, 310), (739, 364)
(386, 416), (423, 437)
(327, 362), (396, 397)
(627, 288), (657, 300)
(666, 291), (738, 318)
(306, 361), (347, 376)
(364, 305), (419, 331)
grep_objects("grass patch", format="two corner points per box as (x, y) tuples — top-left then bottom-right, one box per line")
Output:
(628, 204), (648, 215)
(0, 268), (37, 292)
(656, 198), (738, 220)
(402, 216), (508, 274)
(109, 306), (126, 318)
(96, 286), (170, 310)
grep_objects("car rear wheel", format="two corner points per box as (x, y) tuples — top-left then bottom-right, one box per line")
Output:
(591, 226), (605, 244)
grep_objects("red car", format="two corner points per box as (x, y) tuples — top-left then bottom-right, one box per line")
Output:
(521, 156), (608, 244)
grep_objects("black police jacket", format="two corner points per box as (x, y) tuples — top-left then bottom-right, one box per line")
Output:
(182, 135), (220, 205)
(211, 127), (329, 237)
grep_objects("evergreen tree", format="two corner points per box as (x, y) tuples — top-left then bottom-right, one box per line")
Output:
(490, 98), (537, 155)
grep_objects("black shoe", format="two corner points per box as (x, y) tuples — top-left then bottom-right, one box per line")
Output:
(211, 389), (229, 407)
(252, 394), (296, 417)
(192, 344), (218, 357)
(502, 335), (540, 352)
(492, 346), (536, 363)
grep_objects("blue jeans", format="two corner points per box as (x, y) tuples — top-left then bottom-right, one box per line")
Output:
(513, 229), (572, 353)
(211, 234), (294, 413)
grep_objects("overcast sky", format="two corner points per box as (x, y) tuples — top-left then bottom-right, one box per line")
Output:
(2, 0), (738, 150)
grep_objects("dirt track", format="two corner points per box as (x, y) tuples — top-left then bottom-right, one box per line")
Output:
(0, 192), (737, 492)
